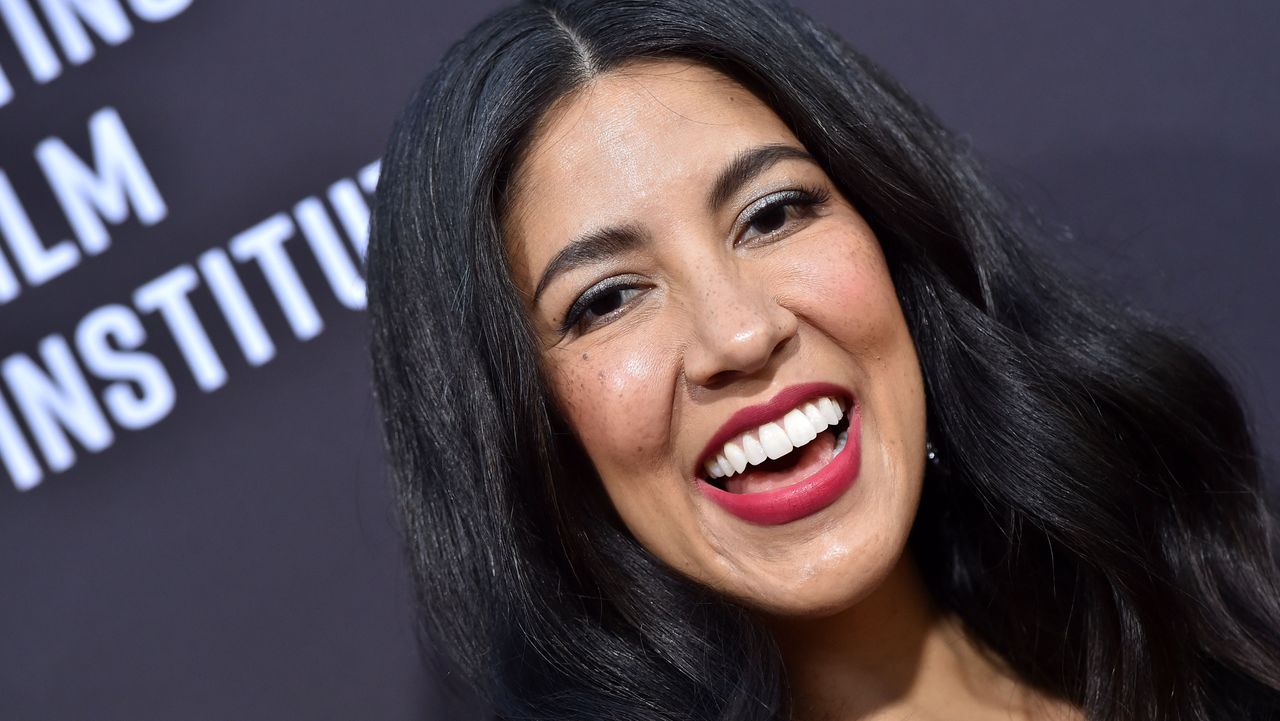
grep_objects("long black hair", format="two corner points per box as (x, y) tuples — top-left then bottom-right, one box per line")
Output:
(365, 1), (1280, 719)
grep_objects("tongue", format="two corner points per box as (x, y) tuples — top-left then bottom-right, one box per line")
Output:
(724, 429), (837, 494)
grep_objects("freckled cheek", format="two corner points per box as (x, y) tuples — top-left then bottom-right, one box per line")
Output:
(786, 240), (901, 347)
(552, 343), (673, 472)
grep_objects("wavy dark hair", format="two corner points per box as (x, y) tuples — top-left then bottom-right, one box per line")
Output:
(365, 1), (1280, 719)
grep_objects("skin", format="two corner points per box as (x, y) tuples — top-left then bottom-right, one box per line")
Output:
(504, 59), (1080, 721)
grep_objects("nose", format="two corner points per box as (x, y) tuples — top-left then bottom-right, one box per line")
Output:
(682, 267), (798, 390)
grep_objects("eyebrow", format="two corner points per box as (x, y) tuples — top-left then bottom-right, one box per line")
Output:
(532, 224), (647, 303)
(531, 142), (816, 305)
(705, 143), (816, 213)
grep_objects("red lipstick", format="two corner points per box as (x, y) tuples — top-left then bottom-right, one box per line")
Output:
(694, 382), (861, 526)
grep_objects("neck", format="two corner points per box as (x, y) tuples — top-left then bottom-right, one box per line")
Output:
(764, 552), (1074, 721)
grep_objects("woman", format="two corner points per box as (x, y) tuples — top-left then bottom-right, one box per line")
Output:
(365, 1), (1280, 719)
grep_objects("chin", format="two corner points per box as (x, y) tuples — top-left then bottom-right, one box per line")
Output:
(712, 523), (913, 619)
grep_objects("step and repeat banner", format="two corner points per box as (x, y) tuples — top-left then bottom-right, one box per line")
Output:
(1, 1), (1275, 719)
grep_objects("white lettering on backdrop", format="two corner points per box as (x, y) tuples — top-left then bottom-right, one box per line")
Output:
(0, 1), (387, 492)
(0, 159), (379, 490)
(0, 107), (166, 301)
(0, 0), (191, 108)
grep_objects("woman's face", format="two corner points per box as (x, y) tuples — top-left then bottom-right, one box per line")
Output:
(505, 59), (927, 617)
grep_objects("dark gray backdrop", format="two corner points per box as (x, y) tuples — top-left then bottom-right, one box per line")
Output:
(0, 1), (1275, 719)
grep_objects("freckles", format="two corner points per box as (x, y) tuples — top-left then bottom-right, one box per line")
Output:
(560, 344), (672, 463)
(816, 254), (903, 347)
(595, 352), (651, 397)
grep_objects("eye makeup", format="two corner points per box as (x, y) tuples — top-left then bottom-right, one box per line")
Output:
(559, 275), (648, 335)
(735, 184), (831, 247)
(554, 184), (832, 338)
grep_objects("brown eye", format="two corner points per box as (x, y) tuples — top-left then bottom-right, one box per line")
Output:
(749, 204), (788, 235)
(561, 281), (646, 335)
(737, 186), (831, 246)
(586, 288), (632, 319)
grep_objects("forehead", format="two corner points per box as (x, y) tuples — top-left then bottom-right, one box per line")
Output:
(505, 59), (803, 283)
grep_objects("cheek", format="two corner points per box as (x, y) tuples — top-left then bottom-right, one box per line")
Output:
(782, 223), (905, 353)
(548, 343), (674, 476)
(549, 341), (698, 567)
(779, 220), (927, 513)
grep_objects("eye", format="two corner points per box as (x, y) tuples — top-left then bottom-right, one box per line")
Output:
(749, 203), (788, 235)
(737, 185), (831, 246)
(560, 278), (646, 335)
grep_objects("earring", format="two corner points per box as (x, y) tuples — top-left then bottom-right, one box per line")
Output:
(925, 437), (946, 475)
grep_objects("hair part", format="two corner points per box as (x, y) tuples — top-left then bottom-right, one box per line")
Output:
(365, 1), (1280, 719)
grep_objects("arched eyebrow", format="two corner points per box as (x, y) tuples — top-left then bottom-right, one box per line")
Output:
(532, 224), (646, 304)
(532, 143), (815, 305)
(706, 143), (816, 212)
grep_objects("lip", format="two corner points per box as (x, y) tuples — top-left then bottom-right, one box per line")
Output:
(694, 381), (853, 474)
(692, 381), (860, 526)
(697, 401), (861, 525)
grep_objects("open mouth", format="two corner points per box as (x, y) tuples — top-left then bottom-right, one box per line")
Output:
(699, 396), (850, 495)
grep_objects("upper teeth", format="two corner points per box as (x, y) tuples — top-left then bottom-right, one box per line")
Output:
(704, 396), (845, 479)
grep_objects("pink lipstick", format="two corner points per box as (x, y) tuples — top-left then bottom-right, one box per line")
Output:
(694, 382), (861, 525)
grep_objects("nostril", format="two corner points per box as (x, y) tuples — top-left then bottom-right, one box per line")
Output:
(695, 333), (794, 391)
(769, 331), (793, 357)
(683, 296), (798, 389)
(702, 368), (743, 391)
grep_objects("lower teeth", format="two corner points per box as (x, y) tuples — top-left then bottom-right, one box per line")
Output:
(717, 425), (851, 491)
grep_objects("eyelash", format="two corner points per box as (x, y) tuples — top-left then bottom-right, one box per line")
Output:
(558, 185), (832, 336)
(559, 276), (644, 336)
(737, 184), (830, 246)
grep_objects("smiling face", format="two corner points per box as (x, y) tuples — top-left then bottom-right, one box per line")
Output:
(503, 59), (928, 617)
